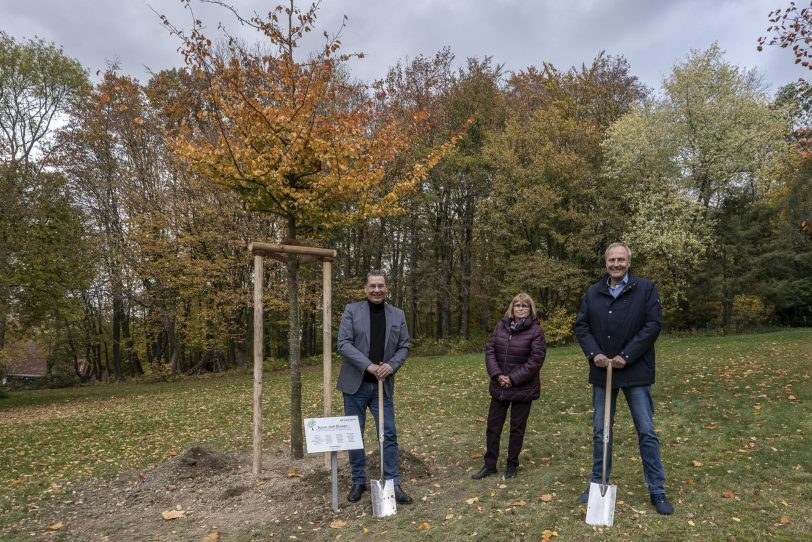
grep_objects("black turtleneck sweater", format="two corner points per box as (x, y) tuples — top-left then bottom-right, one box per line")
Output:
(364, 300), (386, 382)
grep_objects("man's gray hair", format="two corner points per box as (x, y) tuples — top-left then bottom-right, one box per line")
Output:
(365, 269), (387, 285)
(604, 242), (632, 260)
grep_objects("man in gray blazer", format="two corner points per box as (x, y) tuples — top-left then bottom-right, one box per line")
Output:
(337, 270), (412, 505)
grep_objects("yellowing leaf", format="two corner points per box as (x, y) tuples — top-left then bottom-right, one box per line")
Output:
(780, 515), (791, 524)
(692, 460), (704, 467)
(167, 450), (177, 457)
(46, 521), (64, 532)
(511, 500), (526, 506)
(538, 494), (553, 502)
(541, 529), (552, 542)
(445, 513), (454, 520)
(287, 469), (303, 478)
(688, 520), (696, 527)
(162, 510), (185, 520)
(329, 520), (346, 529)
(419, 522), (431, 530)
(202, 532), (220, 541)
(465, 497), (479, 505)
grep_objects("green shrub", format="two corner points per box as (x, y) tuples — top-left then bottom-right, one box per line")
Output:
(541, 306), (576, 345)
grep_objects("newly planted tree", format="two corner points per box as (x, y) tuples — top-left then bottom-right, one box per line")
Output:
(162, 0), (463, 457)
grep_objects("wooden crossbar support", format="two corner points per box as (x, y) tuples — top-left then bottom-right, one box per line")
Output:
(249, 241), (336, 475)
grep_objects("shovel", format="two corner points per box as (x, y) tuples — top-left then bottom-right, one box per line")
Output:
(585, 361), (617, 527)
(370, 379), (397, 517)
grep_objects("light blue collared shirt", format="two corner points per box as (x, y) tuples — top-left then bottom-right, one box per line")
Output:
(607, 273), (629, 299)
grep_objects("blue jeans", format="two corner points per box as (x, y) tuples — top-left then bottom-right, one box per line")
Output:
(592, 385), (666, 495)
(344, 380), (400, 484)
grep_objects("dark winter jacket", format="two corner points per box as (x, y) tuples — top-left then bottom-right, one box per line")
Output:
(574, 270), (662, 389)
(485, 316), (547, 402)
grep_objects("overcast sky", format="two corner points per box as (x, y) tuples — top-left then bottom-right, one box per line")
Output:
(1, 0), (806, 96)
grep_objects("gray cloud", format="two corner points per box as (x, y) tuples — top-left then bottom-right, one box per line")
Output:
(0, 0), (804, 93)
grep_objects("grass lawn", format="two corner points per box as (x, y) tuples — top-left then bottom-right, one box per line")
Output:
(1, 329), (810, 540)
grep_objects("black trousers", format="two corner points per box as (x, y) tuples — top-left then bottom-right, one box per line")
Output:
(484, 397), (533, 468)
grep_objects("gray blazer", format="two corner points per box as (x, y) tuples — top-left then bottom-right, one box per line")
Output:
(336, 300), (410, 398)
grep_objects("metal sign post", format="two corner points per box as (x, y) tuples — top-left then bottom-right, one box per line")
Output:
(304, 415), (364, 511)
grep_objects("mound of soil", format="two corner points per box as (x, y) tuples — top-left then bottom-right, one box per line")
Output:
(36, 446), (434, 541)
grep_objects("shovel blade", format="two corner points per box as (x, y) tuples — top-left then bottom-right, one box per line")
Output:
(371, 479), (397, 517)
(585, 482), (617, 527)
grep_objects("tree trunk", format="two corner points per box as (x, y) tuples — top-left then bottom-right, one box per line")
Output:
(111, 293), (124, 381)
(286, 217), (304, 459)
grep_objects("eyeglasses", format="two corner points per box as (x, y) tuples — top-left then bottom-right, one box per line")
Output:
(513, 303), (529, 309)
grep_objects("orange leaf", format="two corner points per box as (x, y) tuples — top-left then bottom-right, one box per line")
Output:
(203, 532), (220, 541)
(512, 500), (527, 506)
(705, 422), (719, 430)
(470, 451), (482, 459)
(329, 520), (346, 529)
(692, 460), (704, 467)
(167, 450), (178, 457)
(541, 529), (552, 542)
(722, 490), (735, 499)
(780, 515), (791, 524)
(287, 469), (303, 478)
(419, 522), (431, 530)
(162, 510), (185, 520)
(538, 494), (553, 502)
(46, 521), (64, 532)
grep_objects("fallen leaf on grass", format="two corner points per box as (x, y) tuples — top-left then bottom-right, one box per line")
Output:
(287, 469), (303, 478)
(470, 451), (482, 459)
(497, 484), (507, 489)
(721, 490), (735, 499)
(511, 500), (526, 506)
(538, 494), (553, 502)
(688, 520), (695, 527)
(167, 450), (178, 457)
(162, 510), (185, 520)
(788, 395), (796, 400)
(691, 460), (704, 467)
(329, 520), (346, 529)
(419, 522), (431, 530)
(465, 497), (479, 505)
(780, 515), (791, 525)
(445, 513), (454, 520)
(46, 522), (64, 532)
(732, 517), (741, 522)
(541, 529), (552, 542)
(202, 532), (220, 541)
(705, 422), (719, 430)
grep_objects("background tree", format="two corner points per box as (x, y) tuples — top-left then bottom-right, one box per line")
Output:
(0, 33), (89, 354)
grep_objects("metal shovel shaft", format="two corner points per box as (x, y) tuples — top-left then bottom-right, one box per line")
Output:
(371, 379), (396, 517)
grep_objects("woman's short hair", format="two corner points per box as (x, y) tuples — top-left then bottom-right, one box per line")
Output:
(504, 292), (538, 319)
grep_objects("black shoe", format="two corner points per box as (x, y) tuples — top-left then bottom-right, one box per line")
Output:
(347, 483), (365, 503)
(394, 484), (412, 505)
(650, 493), (673, 515)
(576, 487), (590, 503)
(471, 466), (498, 480)
(504, 464), (518, 479)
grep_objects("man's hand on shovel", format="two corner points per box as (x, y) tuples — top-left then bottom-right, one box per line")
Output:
(377, 363), (394, 379)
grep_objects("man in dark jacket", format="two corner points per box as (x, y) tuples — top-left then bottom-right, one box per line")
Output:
(574, 242), (673, 515)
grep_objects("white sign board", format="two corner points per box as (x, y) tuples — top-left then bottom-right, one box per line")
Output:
(304, 416), (364, 453)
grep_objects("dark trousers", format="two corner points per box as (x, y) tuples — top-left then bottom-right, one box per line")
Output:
(484, 397), (533, 468)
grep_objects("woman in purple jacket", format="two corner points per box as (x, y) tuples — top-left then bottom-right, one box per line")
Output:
(472, 292), (547, 480)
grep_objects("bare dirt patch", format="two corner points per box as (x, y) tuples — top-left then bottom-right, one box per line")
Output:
(35, 446), (434, 541)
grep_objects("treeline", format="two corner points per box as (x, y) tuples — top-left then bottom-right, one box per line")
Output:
(1, 25), (810, 382)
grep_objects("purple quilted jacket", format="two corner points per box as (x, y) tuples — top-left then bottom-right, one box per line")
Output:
(485, 316), (547, 402)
